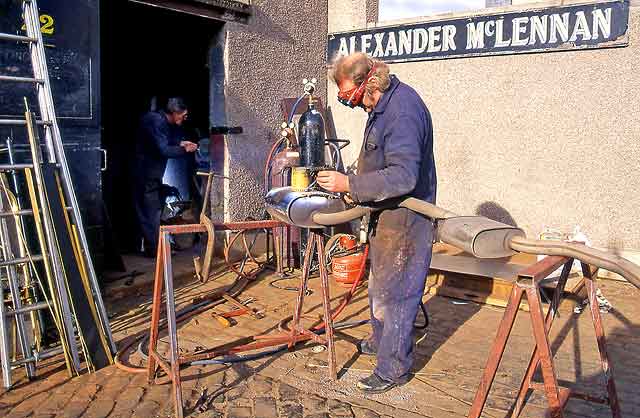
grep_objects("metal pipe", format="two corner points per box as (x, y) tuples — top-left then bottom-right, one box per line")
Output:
(0, 164), (34, 171)
(5, 301), (49, 316)
(0, 119), (50, 126)
(509, 237), (640, 290)
(0, 33), (36, 43)
(0, 255), (43, 267)
(0, 75), (43, 84)
(309, 196), (640, 289)
(11, 346), (63, 366)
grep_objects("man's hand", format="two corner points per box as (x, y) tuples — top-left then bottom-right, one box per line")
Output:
(317, 170), (350, 193)
(180, 141), (198, 152)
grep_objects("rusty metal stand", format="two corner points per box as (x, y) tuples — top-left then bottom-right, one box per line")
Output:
(468, 256), (621, 418)
(287, 229), (337, 379)
(146, 220), (282, 418)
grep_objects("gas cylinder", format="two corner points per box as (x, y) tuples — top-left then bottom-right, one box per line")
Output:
(332, 251), (365, 287)
(298, 102), (325, 168)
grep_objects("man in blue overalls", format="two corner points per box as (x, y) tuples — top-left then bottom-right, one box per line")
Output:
(133, 97), (197, 257)
(318, 52), (437, 393)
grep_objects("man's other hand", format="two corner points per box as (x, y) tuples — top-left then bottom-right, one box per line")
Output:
(180, 141), (198, 152)
(317, 170), (350, 193)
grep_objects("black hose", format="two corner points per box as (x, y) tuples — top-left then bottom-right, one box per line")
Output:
(414, 301), (429, 330)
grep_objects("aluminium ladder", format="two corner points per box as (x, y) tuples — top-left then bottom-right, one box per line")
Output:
(0, 0), (115, 386)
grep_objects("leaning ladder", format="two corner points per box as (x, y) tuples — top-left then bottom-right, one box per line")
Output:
(0, 0), (116, 386)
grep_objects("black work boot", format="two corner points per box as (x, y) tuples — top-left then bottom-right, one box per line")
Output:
(356, 373), (399, 394)
(357, 339), (377, 356)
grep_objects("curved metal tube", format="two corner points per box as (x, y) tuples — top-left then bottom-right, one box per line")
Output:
(509, 237), (640, 289)
(399, 197), (457, 219)
(312, 205), (372, 225)
(308, 196), (640, 290)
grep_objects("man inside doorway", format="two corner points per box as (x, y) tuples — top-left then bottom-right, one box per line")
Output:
(317, 52), (437, 393)
(133, 97), (197, 257)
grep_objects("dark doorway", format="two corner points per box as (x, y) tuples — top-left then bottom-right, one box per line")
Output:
(101, 1), (223, 261)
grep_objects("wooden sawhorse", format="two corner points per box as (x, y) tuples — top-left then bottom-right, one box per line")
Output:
(468, 255), (621, 418)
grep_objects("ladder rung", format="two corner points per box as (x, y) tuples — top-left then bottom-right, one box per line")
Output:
(0, 206), (73, 218)
(0, 164), (34, 171)
(5, 301), (49, 316)
(0, 75), (44, 84)
(11, 346), (63, 367)
(0, 33), (36, 43)
(0, 119), (52, 126)
(0, 209), (34, 218)
(0, 255), (43, 267)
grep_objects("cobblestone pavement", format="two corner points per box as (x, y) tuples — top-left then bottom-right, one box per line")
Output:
(0, 253), (639, 418)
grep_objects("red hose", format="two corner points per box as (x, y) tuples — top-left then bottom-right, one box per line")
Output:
(115, 238), (369, 373)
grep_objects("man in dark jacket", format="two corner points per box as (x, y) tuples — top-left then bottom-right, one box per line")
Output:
(318, 52), (436, 393)
(133, 97), (197, 257)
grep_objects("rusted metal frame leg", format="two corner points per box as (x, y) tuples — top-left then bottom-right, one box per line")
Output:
(315, 231), (337, 380)
(526, 286), (564, 418)
(468, 285), (524, 418)
(513, 260), (574, 417)
(199, 217), (215, 283)
(581, 263), (621, 418)
(147, 233), (166, 382)
(289, 229), (315, 348)
(162, 230), (184, 418)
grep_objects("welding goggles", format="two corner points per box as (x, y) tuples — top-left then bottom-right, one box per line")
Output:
(337, 66), (376, 109)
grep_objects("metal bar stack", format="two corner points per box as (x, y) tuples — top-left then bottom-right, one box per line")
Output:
(0, 0), (115, 388)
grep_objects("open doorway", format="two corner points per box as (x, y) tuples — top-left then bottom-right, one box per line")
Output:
(100, 0), (224, 269)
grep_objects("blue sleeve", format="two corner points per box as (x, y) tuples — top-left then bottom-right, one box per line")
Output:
(348, 113), (425, 203)
(145, 116), (186, 158)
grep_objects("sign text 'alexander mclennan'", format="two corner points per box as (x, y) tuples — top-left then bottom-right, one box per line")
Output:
(327, 1), (629, 63)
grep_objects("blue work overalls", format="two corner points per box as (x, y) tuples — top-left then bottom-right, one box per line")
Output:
(133, 111), (187, 255)
(348, 75), (437, 383)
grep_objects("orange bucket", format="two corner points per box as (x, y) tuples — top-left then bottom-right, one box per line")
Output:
(332, 252), (365, 287)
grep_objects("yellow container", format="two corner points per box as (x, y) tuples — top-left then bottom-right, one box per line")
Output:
(291, 167), (310, 191)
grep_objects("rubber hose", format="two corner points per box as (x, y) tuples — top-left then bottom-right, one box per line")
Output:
(114, 273), (251, 373)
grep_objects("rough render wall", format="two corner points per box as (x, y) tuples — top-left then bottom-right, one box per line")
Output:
(222, 1), (328, 222)
(328, 5), (640, 251)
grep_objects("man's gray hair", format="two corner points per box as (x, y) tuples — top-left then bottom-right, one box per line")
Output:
(165, 97), (187, 114)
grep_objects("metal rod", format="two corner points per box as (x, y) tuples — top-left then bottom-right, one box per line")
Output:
(24, 102), (81, 371)
(11, 346), (63, 366)
(525, 287), (563, 417)
(0, 245), (11, 387)
(0, 206), (72, 217)
(315, 231), (337, 380)
(0, 33), (36, 43)
(0, 209), (34, 217)
(0, 75), (43, 84)
(0, 255), (43, 267)
(0, 205), (36, 379)
(162, 231), (184, 418)
(467, 285), (524, 418)
(0, 164), (34, 171)
(8, 137), (46, 351)
(0, 119), (50, 126)
(582, 264), (622, 418)
(5, 301), (49, 316)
